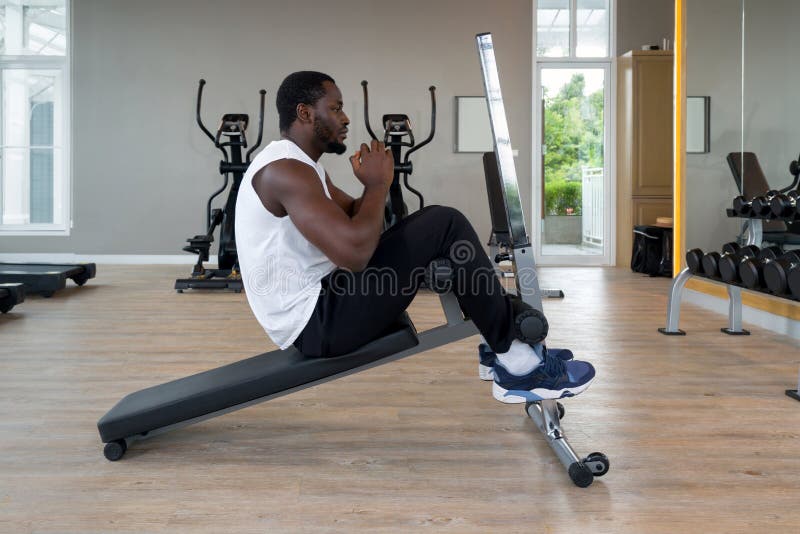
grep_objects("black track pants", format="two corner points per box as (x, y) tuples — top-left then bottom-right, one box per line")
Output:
(293, 205), (517, 357)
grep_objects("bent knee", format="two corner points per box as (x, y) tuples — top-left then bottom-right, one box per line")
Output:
(426, 205), (469, 225)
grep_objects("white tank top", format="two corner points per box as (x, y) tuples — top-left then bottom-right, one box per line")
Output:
(235, 139), (336, 349)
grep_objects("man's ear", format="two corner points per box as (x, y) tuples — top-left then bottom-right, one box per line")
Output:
(296, 103), (312, 124)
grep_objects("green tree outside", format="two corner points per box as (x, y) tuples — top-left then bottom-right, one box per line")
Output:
(544, 73), (604, 216)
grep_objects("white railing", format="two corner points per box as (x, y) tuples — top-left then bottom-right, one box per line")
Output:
(581, 167), (603, 248)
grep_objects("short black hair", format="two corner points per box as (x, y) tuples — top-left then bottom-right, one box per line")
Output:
(276, 71), (335, 132)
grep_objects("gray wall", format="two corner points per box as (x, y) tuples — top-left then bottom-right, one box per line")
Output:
(2, 0), (675, 256)
(2, 0), (532, 255)
(685, 0), (800, 253)
(617, 0), (674, 55)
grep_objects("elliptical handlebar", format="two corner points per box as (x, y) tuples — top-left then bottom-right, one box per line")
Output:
(195, 79), (215, 143)
(360, 81), (436, 213)
(404, 85), (437, 164)
(246, 89), (267, 163)
(401, 86), (436, 211)
(361, 80), (380, 142)
(361, 81), (436, 153)
(196, 79), (229, 162)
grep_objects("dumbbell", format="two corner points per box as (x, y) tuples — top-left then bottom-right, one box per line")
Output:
(788, 263), (800, 299)
(770, 190), (799, 218)
(762, 250), (800, 295)
(737, 246), (784, 289)
(701, 242), (751, 277)
(686, 248), (704, 274)
(750, 190), (781, 217)
(718, 245), (761, 282)
(732, 195), (753, 216)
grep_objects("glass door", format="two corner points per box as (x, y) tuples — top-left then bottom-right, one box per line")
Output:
(536, 65), (610, 263)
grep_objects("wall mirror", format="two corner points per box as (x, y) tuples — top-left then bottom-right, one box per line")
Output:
(685, 0), (800, 254)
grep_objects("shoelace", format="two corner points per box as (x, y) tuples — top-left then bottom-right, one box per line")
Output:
(540, 347), (566, 378)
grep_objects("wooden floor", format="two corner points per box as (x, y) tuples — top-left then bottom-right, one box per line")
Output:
(1, 265), (799, 533)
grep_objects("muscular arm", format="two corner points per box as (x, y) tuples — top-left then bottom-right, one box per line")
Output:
(351, 196), (365, 216)
(253, 159), (387, 271)
(325, 173), (365, 217)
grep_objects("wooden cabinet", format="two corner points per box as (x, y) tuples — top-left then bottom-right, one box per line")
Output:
(616, 50), (674, 267)
(632, 197), (673, 226)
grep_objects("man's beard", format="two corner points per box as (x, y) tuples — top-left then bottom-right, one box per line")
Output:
(314, 117), (347, 155)
(326, 140), (347, 155)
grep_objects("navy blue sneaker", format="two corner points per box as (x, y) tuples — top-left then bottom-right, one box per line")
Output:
(478, 343), (573, 381)
(492, 350), (595, 404)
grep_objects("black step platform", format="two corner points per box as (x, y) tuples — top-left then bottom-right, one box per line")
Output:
(175, 270), (243, 292)
(0, 263), (96, 297)
(98, 313), (419, 450)
(0, 283), (25, 313)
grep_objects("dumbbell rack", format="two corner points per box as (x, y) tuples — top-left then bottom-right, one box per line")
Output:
(660, 207), (800, 401)
(660, 262), (751, 336)
(659, 219), (768, 337)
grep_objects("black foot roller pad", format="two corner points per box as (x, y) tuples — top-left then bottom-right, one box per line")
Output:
(98, 313), (419, 444)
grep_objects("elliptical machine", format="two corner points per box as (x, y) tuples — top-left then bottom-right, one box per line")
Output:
(361, 80), (436, 228)
(175, 79), (266, 293)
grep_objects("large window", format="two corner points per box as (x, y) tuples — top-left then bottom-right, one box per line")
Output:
(0, 0), (69, 234)
(534, 0), (614, 265)
(537, 0), (610, 58)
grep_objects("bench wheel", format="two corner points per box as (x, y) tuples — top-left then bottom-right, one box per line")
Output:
(583, 451), (610, 477)
(568, 462), (594, 487)
(103, 439), (127, 461)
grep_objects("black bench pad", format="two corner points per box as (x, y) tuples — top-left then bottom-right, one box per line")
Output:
(98, 313), (418, 443)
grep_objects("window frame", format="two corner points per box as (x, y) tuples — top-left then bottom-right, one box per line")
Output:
(0, 0), (71, 236)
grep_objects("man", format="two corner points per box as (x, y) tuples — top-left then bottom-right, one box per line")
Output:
(235, 71), (595, 403)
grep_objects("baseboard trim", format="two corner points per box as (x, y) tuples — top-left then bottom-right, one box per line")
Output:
(0, 254), (214, 265)
(684, 288), (800, 340)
